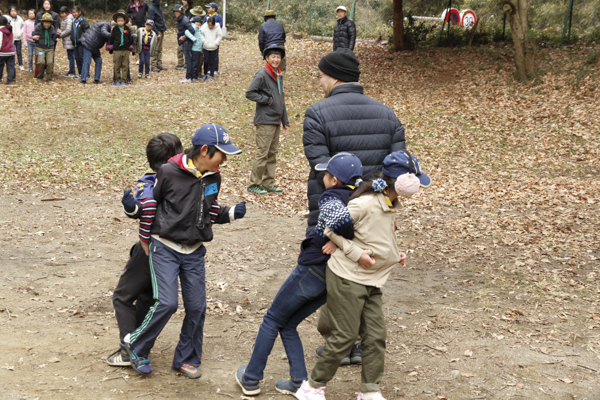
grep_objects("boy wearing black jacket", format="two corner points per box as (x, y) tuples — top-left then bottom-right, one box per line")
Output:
(109, 10), (134, 86)
(125, 124), (247, 379)
(32, 13), (57, 82)
(173, 4), (194, 82)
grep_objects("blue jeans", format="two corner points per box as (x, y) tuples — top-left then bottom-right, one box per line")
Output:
(14, 40), (22, 66)
(27, 41), (35, 70)
(130, 240), (207, 368)
(139, 48), (150, 75)
(245, 263), (327, 382)
(81, 47), (102, 82)
(67, 49), (75, 74)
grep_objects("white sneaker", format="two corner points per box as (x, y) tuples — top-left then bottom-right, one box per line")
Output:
(19, 65), (24, 70)
(295, 381), (326, 400)
(136, 60), (139, 65)
(180, 78), (191, 84)
(357, 392), (386, 400)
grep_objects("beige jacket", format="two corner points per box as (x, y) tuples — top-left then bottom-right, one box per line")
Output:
(325, 193), (400, 288)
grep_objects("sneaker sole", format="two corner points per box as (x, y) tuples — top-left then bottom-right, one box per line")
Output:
(275, 386), (298, 396)
(268, 191), (284, 195)
(107, 360), (131, 367)
(235, 373), (261, 396)
(172, 366), (202, 379)
(350, 356), (362, 364)
(340, 357), (351, 366)
(247, 190), (268, 196)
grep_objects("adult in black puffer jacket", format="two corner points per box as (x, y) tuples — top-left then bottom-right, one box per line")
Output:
(79, 21), (112, 83)
(332, 6), (355, 51)
(303, 49), (406, 234)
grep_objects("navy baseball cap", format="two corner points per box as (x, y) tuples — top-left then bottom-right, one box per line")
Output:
(205, 2), (218, 10)
(315, 152), (363, 185)
(192, 124), (241, 155)
(382, 150), (431, 187)
(173, 4), (184, 12)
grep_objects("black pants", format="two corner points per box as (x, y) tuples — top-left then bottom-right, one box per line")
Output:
(0, 55), (15, 82)
(74, 45), (84, 75)
(191, 50), (201, 80)
(215, 46), (219, 72)
(112, 241), (154, 343)
(203, 49), (216, 76)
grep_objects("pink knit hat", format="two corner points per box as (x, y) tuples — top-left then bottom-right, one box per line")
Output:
(395, 173), (420, 198)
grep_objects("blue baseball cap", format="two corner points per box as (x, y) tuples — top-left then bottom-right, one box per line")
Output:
(205, 2), (218, 10)
(192, 124), (241, 155)
(382, 150), (431, 187)
(315, 152), (363, 185)
(145, 19), (155, 25)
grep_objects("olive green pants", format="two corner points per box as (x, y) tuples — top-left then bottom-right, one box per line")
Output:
(36, 47), (54, 81)
(177, 43), (185, 66)
(151, 32), (164, 68)
(309, 266), (387, 393)
(249, 124), (280, 188)
(113, 50), (129, 83)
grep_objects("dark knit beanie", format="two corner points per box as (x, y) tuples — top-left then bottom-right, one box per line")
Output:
(318, 48), (361, 82)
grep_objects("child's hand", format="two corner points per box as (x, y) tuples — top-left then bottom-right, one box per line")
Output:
(122, 189), (137, 213)
(399, 252), (407, 267)
(283, 125), (289, 131)
(32, 35), (39, 40)
(234, 201), (246, 219)
(140, 240), (149, 256)
(321, 240), (337, 255)
(178, 35), (184, 41)
(359, 250), (375, 269)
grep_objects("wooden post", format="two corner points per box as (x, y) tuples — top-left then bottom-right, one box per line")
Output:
(467, 19), (478, 47)
(393, 0), (404, 50)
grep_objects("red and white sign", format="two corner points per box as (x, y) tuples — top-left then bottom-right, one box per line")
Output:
(460, 9), (477, 29)
(441, 8), (460, 26)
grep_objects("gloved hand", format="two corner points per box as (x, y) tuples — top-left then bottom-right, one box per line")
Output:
(122, 189), (137, 213)
(234, 201), (246, 219)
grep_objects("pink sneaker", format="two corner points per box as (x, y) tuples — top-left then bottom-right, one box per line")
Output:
(295, 381), (326, 400)
(357, 392), (386, 400)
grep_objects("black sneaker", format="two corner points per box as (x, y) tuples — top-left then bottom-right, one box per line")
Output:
(123, 341), (153, 375)
(175, 65), (185, 70)
(107, 343), (130, 367)
(350, 343), (362, 364)
(315, 345), (351, 366)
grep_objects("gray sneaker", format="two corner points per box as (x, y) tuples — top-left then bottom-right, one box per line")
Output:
(208, 76), (214, 82)
(247, 185), (268, 196)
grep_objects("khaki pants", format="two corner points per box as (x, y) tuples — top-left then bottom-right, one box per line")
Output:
(113, 50), (129, 83)
(177, 43), (185, 66)
(36, 47), (54, 81)
(151, 32), (164, 68)
(278, 44), (286, 73)
(196, 51), (204, 75)
(249, 124), (280, 188)
(309, 266), (386, 393)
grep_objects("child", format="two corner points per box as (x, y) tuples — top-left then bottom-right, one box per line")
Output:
(0, 16), (16, 85)
(22, 9), (35, 73)
(59, 6), (75, 77)
(71, 5), (89, 78)
(107, 132), (183, 367)
(136, 19), (157, 78)
(124, 124), (247, 378)
(184, 15), (202, 82)
(8, 7), (23, 71)
(296, 151), (430, 400)
(173, 4), (194, 83)
(108, 10), (133, 86)
(236, 152), (363, 397)
(199, 16), (221, 82)
(202, 2), (222, 74)
(189, 6), (205, 77)
(32, 13), (56, 82)
(245, 44), (288, 196)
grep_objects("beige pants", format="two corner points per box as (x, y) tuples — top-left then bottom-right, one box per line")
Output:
(151, 32), (164, 68)
(177, 43), (185, 66)
(249, 124), (280, 188)
(36, 47), (54, 81)
(113, 50), (129, 83)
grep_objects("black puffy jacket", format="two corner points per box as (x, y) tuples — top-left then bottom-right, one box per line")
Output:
(258, 19), (285, 53)
(333, 17), (356, 51)
(126, 1), (149, 28)
(36, 10), (60, 31)
(303, 84), (406, 234)
(80, 21), (112, 52)
(148, 0), (167, 33)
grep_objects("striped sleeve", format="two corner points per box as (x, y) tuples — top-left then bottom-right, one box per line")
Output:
(139, 198), (157, 242)
(209, 200), (220, 225)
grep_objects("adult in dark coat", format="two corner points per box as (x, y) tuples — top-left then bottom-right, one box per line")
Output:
(332, 5), (356, 51)
(126, 0), (149, 28)
(258, 10), (286, 72)
(36, 0), (61, 31)
(148, 0), (168, 71)
(79, 21), (112, 83)
(303, 48), (406, 235)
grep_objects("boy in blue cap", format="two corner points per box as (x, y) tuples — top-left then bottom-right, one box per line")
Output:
(125, 124), (247, 379)
(236, 152), (365, 397)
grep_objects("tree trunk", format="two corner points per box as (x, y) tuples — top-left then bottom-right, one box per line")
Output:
(506, 0), (534, 80)
(393, 0), (404, 51)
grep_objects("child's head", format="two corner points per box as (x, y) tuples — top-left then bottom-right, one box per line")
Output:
(206, 2), (217, 14)
(40, 13), (53, 28)
(113, 10), (128, 26)
(72, 5), (83, 18)
(186, 124), (241, 173)
(117, 16), (125, 26)
(191, 16), (202, 26)
(59, 6), (69, 17)
(263, 45), (284, 69)
(146, 133), (183, 171)
(207, 16), (215, 28)
(182, 0), (192, 8)
(0, 16), (7, 27)
(28, 9), (36, 19)
(145, 20), (154, 30)
(42, 0), (52, 12)
(9, 6), (17, 17)
(382, 150), (431, 190)
(315, 152), (363, 189)
(172, 4), (183, 18)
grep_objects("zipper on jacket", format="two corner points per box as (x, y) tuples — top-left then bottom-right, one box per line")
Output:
(196, 180), (206, 230)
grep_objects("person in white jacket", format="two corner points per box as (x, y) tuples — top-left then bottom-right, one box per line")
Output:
(199, 16), (221, 81)
(59, 7), (75, 76)
(7, 7), (24, 70)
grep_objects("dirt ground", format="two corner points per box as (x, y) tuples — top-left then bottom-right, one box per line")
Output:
(1, 30), (600, 400)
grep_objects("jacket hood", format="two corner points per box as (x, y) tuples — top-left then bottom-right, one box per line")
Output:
(169, 153), (219, 177)
(152, 0), (161, 7)
(0, 26), (13, 33)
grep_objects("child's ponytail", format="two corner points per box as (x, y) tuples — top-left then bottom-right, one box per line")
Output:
(349, 172), (396, 201)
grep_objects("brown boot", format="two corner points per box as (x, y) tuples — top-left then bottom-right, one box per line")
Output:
(46, 63), (54, 82)
(37, 64), (45, 80)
